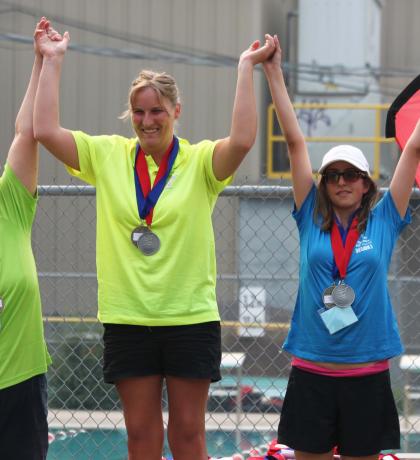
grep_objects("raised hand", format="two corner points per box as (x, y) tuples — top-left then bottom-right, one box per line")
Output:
(262, 34), (282, 74)
(34, 16), (69, 58)
(239, 34), (275, 67)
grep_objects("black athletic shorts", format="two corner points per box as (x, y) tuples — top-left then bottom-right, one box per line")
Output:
(103, 321), (222, 383)
(278, 366), (400, 456)
(0, 374), (49, 460)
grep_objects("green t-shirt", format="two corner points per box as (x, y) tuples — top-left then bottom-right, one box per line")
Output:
(68, 132), (231, 326)
(0, 164), (51, 390)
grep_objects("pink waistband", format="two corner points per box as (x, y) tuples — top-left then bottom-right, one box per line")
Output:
(291, 357), (390, 377)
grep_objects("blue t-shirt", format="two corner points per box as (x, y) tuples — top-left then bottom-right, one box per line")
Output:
(283, 185), (411, 363)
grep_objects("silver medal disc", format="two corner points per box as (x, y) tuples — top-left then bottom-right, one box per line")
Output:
(322, 285), (336, 309)
(332, 283), (355, 307)
(131, 226), (160, 256)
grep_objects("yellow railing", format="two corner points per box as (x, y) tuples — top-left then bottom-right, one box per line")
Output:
(267, 102), (394, 180)
(43, 316), (290, 330)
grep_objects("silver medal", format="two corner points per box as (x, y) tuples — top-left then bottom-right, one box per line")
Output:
(322, 285), (336, 309)
(131, 226), (160, 256)
(332, 283), (355, 307)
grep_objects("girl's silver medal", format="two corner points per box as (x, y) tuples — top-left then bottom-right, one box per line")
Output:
(332, 282), (355, 307)
(328, 217), (359, 309)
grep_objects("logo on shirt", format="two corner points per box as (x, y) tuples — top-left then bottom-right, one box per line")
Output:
(354, 235), (374, 254)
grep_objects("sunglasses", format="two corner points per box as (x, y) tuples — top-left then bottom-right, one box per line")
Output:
(322, 169), (367, 184)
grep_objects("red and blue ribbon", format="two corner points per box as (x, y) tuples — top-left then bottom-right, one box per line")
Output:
(134, 136), (179, 226)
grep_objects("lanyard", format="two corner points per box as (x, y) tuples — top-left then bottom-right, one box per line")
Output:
(330, 215), (359, 280)
(133, 136), (179, 226)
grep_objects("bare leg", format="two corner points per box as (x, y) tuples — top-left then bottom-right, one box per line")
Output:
(116, 375), (164, 460)
(166, 376), (210, 460)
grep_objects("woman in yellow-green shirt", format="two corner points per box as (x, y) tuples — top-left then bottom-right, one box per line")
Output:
(0, 18), (58, 460)
(34, 23), (274, 460)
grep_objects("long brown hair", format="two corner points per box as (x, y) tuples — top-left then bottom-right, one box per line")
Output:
(314, 175), (378, 234)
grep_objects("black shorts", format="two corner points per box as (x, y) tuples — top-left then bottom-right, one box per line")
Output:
(0, 374), (49, 460)
(103, 321), (222, 384)
(278, 367), (400, 456)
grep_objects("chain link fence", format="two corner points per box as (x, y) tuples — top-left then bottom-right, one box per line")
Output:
(33, 183), (420, 459)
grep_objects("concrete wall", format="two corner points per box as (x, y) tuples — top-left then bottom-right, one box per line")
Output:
(380, 0), (420, 102)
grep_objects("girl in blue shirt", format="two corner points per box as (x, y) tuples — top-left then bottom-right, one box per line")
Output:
(263, 34), (420, 460)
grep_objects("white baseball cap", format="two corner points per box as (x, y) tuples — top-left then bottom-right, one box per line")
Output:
(318, 145), (371, 176)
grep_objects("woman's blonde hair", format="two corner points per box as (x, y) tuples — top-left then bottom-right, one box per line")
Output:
(314, 175), (378, 234)
(120, 70), (181, 120)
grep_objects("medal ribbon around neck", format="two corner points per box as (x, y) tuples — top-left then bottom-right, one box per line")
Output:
(134, 136), (179, 226)
(330, 217), (359, 280)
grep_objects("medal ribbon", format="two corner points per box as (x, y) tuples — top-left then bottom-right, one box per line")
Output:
(134, 136), (179, 226)
(330, 217), (359, 280)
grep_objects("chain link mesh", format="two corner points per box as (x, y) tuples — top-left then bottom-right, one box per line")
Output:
(34, 184), (420, 458)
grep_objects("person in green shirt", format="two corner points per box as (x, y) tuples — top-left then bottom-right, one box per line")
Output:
(0, 18), (59, 460)
(33, 22), (274, 460)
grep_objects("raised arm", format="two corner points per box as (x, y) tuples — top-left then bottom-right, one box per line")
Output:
(263, 35), (313, 209)
(33, 19), (79, 170)
(211, 37), (275, 181)
(6, 19), (47, 194)
(389, 118), (420, 217)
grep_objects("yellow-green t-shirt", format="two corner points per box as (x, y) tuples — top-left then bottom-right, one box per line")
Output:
(0, 163), (51, 390)
(67, 132), (231, 326)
